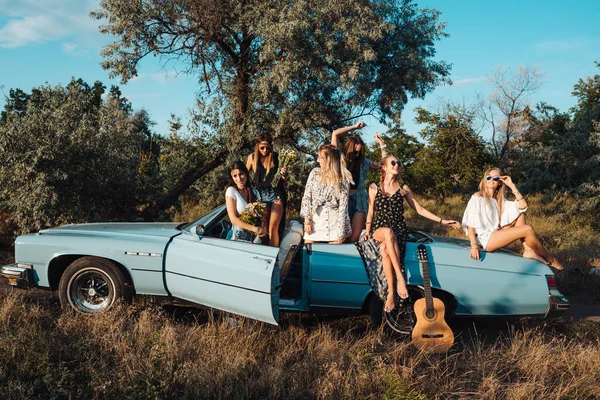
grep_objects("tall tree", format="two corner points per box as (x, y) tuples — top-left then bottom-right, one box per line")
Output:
(92, 0), (451, 219)
(477, 65), (545, 164)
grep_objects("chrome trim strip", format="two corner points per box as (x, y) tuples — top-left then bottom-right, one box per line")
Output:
(125, 252), (163, 257)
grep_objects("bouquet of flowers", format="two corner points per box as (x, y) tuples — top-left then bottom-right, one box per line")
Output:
(274, 147), (299, 185)
(239, 201), (267, 243)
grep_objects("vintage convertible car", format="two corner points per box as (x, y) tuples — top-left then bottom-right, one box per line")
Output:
(1, 205), (569, 333)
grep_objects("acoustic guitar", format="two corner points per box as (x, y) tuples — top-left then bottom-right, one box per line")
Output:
(411, 244), (454, 353)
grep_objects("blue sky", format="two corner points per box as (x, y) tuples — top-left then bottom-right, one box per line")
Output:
(1, 0), (598, 141)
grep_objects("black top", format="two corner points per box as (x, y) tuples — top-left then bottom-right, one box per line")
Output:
(349, 166), (360, 190)
(372, 185), (409, 250)
(254, 152), (279, 191)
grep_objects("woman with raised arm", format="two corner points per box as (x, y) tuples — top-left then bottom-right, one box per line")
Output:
(225, 161), (265, 242)
(300, 144), (353, 244)
(358, 155), (461, 313)
(462, 167), (564, 269)
(331, 122), (388, 242)
(246, 133), (288, 246)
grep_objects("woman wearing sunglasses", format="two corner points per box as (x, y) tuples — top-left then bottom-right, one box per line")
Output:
(300, 144), (353, 244)
(462, 167), (564, 269)
(358, 155), (461, 312)
(331, 121), (388, 242)
(246, 133), (287, 246)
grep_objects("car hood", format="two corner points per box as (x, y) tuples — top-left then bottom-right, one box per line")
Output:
(39, 222), (183, 239)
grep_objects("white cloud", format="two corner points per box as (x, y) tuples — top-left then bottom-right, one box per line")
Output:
(0, 0), (102, 48)
(452, 77), (485, 86)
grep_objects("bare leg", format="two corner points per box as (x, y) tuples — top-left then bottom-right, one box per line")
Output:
(512, 213), (546, 263)
(486, 224), (564, 269)
(373, 228), (408, 301)
(269, 200), (283, 247)
(380, 243), (396, 312)
(348, 212), (366, 242)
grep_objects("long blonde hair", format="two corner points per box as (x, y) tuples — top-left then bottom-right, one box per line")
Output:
(317, 144), (353, 196)
(251, 133), (275, 174)
(478, 167), (505, 217)
(379, 155), (407, 196)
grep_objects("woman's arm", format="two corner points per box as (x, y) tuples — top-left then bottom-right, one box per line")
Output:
(500, 176), (527, 209)
(226, 196), (262, 235)
(467, 227), (480, 260)
(369, 133), (388, 169)
(403, 185), (461, 228)
(331, 121), (366, 148)
(300, 170), (316, 234)
(363, 184), (377, 239)
(245, 154), (254, 173)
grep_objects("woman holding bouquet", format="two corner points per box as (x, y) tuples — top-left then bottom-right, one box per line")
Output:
(225, 161), (265, 242)
(331, 122), (388, 242)
(300, 144), (353, 244)
(246, 133), (288, 247)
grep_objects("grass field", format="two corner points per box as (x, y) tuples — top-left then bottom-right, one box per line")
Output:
(1, 194), (599, 399)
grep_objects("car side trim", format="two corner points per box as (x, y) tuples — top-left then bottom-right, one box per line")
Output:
(165, 270), (271, 296)
(311, 279), (370, 286)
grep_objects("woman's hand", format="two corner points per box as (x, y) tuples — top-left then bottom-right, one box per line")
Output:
(500, 175), (515, 188)
(362, 233), (370, 241)
(354, 121), (366, 130)
(255, 226), (264, 236)
(336, 237), (345, 244)
(280, 166), (288, 180)
(470, 247), (480, 260)
(374, 133), (385, 146)
(304, 219), (313, 235)
(442, 219), (461, 229)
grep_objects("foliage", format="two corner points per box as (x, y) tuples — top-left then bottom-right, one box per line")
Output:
(92, 0), (452, 217)
(0, 79), (155, 234)
(410, 104), (491, 198)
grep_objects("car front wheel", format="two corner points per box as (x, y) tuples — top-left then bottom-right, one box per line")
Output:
(58, 257), (128, 314)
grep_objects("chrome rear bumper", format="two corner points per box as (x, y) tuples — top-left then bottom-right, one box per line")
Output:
(547, 295), (570, 317)
(1, 263), (34, 288)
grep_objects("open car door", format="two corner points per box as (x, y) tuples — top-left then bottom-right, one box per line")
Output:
(164, 231), (281, 325)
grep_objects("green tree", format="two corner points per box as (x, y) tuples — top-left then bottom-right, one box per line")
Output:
(410, 105), (490, 198)
(92, 0), (451, 218)
(0, 79), (152, 234)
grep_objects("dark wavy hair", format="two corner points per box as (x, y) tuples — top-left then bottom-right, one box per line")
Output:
(227, 160), (256, 203)
(343, 135), (365, 176)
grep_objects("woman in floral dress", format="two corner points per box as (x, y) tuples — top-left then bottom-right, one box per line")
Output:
(300, 144), (353, 244)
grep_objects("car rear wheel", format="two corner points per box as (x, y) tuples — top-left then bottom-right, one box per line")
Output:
(58, 257), (128, 314)
(369, 286), (423, 335)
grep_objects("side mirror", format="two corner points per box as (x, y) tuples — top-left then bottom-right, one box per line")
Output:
(195, 225), (205, 237)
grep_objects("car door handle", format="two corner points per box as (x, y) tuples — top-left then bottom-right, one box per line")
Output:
(253, 256), (273, 264)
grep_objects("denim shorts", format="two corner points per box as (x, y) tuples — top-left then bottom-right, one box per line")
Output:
(258, 187), (281, 207)
(348, 192), (367, 218)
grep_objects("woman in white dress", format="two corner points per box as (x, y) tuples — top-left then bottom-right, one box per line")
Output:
(300, 144), (353, 244)
(225, 161), (265, 242)
(462, 167), (564, 269)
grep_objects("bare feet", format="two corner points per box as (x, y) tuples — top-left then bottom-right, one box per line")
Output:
(384, 293), (395, 313)
(523, 249), (547, 264)
(397, 280), (408, 299)
(547, 256), (564, 271)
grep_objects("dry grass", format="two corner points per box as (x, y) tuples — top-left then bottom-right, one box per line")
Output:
(1, 291), (600, 399)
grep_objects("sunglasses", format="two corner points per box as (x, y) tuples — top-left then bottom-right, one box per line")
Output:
(486, 175), (501, 181)
(259, 146), (272, 151)
(390, 160), (399, 167)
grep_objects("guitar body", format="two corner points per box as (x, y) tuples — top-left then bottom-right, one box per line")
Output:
(411, 244), (454, 353)
(411, 297), (454, 353)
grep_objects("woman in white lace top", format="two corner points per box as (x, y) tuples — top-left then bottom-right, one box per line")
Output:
(462, 167), (564, 270)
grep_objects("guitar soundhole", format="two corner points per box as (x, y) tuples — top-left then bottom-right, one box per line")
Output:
(425, 309), (435, 319)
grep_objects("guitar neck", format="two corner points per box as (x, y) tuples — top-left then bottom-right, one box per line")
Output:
(422, 258), (434, 312)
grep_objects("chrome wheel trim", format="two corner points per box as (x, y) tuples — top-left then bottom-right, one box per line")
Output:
(67, 267), (116, 313)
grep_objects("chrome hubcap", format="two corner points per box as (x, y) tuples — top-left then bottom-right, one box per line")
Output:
(69, 270), (113, 313)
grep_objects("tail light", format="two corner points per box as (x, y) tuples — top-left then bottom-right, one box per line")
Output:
(546, 275), (557, 290)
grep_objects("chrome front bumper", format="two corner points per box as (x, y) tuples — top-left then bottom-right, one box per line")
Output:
(1, 263), (34, 288)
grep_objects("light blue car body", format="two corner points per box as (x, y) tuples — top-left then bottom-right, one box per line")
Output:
(5, 205), (568, 325)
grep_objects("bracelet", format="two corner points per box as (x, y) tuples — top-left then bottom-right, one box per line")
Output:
(365, 222), (372, 225)
(516, 196), (524, 201)
(471, 245), (478, 249)
(380, 144), (387, 149)
(439, 217), (443, 224)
